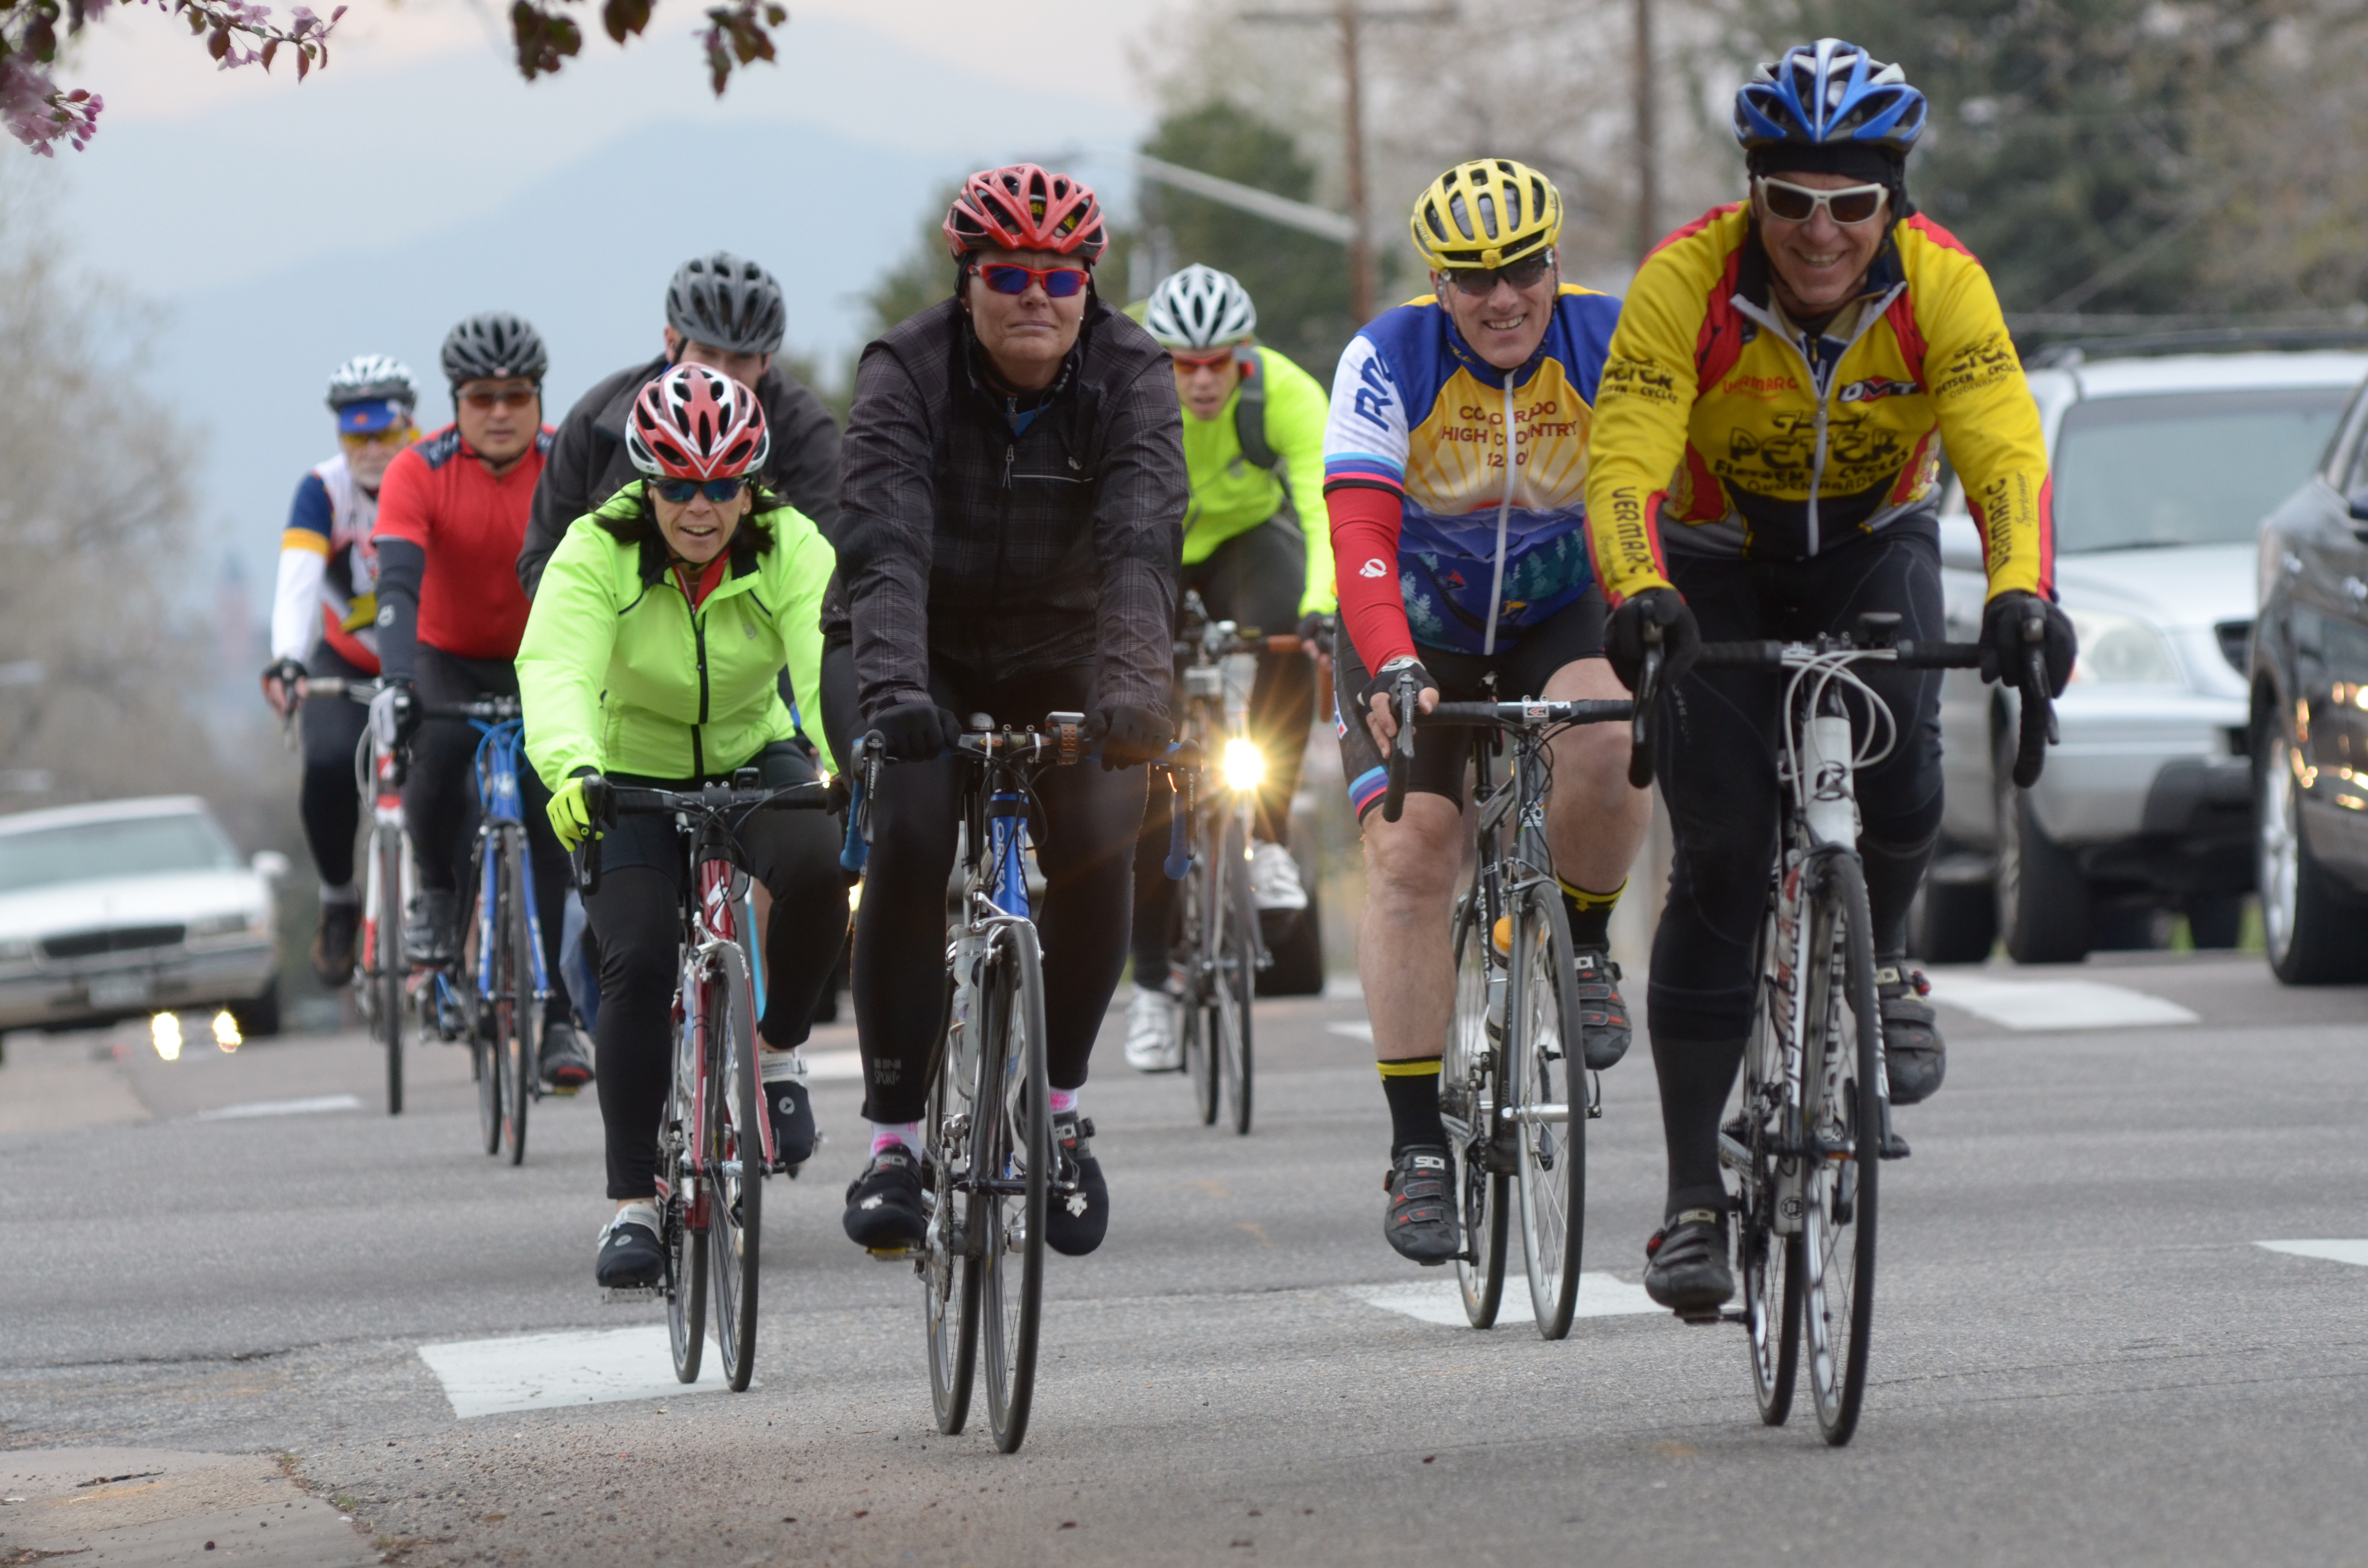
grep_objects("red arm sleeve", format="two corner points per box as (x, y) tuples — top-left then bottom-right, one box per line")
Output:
(1326, 483), (1412, 677)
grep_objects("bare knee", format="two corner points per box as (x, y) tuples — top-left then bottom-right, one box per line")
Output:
(1361, 797), (1464, 919)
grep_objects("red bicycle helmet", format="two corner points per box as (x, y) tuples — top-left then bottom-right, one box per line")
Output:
(942, 164), (1108, 263)
(624, 363), (771, 482)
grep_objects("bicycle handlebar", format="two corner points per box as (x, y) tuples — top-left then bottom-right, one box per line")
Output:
(299, 676), (520, 723)
(578, 775), (833, 896)
(1417, 697), (1634, 728)
(1381, 671), (1420, 823)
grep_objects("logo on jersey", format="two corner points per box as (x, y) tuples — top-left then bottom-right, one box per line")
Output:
(1838, 376), (1921, 405)
(1359, 558), (1388, 578)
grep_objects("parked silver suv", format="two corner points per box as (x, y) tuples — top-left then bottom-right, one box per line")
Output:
(1914, 340), (2368, 963)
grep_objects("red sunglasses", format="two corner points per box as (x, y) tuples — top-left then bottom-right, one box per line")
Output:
(976, 262), (1090, 298)
(1170, 347), (1235, 371)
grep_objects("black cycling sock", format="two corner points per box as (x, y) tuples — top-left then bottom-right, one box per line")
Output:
(1559, 876), (1623, 949)
(1380, 1057), (1447, 1156)
(1651, 1033), (1745, 1217)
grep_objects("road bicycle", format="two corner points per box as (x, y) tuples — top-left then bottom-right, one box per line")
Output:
(583, 770), (833, 1394)
(306, 676), (414, 1116)
(1378, 676), (1633, 1339)
(1628, 608), (2055, 1445)
(846, 716), (1195, 1453)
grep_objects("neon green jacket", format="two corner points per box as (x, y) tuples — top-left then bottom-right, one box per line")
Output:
(518, 482), (837, 786)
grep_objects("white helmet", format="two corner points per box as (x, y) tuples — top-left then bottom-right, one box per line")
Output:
(1144, 264), (1257, 349)
(325, 354), (419, 413)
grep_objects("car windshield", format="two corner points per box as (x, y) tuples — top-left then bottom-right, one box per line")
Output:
(2053, 387), (2351, 553)
(0, 812), (242, 894)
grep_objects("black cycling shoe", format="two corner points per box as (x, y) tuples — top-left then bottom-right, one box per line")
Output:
(540, 1019), (593, 1090)
(1382, 1146), (1460, 1264)
(763, 1069), (816, 1173)
(1045, 1113), (1109, 1257)
(1571, 945), (1630, 1070)
(1875, 963), (1945, 1105)
(1643, 1207), (1734, 1315)
(312, 899), (359, 987)
(842, 1147), (927, 1251)
(403, 888), (460, 967)
(595, 1206), (664, 1289)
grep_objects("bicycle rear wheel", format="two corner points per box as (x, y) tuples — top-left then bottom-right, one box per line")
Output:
(1443, 894), (1507, 1328)
(1510, 889), (1585, 1340)
(1801, 852), (1881, 1445)
(1739, 901), (1801, 1425)
(706, 943), (763, 1392)
(1181, 847), (1218, 1126)
(373, 826), (405, 1117)
(497, 830), (536, 1166)
(1217, 814), (1256, 1136)
(977, 920), (1048, 1453)
(924, 976), (979, 1434)
(472, 1030), (502, 1155)
(666, 988), (709, 1385)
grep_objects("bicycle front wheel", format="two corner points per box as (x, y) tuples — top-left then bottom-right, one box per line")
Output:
(496, 830), (537, 1166)
(706, 942), (763, 1392)
(1510, 889), (1586, 1340)
(1801, 852), (1881, 1446)
(666, 992), (709, 1385)
(1739, 901), (1800, 1426)
(1180, 843), (1218, 1126)
(1217, 814), (1256, 1136)
(373, 826), (405, 1116)
(977, 920), (1049, 1453)
(1443, 895), (1506, 1329)
(924, 976), (979, 1434)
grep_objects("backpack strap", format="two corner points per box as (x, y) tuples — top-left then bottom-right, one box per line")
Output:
(1232, 347), (1283, 475)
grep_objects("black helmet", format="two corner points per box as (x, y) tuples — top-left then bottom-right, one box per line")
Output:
(441, 311), (548, 388)
(665, 252), (786, 357)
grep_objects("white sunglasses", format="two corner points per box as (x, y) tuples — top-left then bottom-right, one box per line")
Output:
(1755, 177), (1890, 226)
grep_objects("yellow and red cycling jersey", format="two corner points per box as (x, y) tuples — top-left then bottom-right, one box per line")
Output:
(1584, 202), (2051, 607)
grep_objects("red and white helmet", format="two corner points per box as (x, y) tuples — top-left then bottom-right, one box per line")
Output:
(942, 164), (1107, 263)
(624, 363), (770, 481)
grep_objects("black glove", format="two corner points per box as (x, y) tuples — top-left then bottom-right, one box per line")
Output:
(872, 700), (965, 762)
(1295, 611), (1334, 654)
(1980, 590), (2076, 698)
(368, 678), (421, 750)
(1090, 703), (1171, 769)
(1604, 587), (1701, 694)
(1355, 656), (1436, 748)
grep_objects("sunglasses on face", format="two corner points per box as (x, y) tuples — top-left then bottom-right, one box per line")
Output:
(461, 388), (538, 411)
(1170, 348), (1235, 372)
(977, 263), (1091, 298)
(1441, 252), (1555, 296)
(1756, 177), (1889, 226)
(340, 426), (410, 448)
(653, 477), (749, 504)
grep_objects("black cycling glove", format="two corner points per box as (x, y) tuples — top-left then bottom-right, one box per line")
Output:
(1605, 588), (1701, 694)
(872, 701), (965, 762)
(1295, 611), (1335, 655)
(1090, 703), (1171, 769)
(1979, 591), (2076, 698)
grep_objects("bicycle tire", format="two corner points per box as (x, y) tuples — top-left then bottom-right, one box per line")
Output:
(1182, 847), (1218, 1126)
(978, 919), (1048, 1453)
(1219, 813), (1256, 1136)
(1510, 888), (1586, 1340)
(498, 830), (535, 1166)
(1738, 899), (1801, 1425)
(666, 988), (710, 1385)
(1443, 895), (1507, 1328)
(707, 942), (763, 1392)
(469, 840), (501, 1156)
(924, 976), (980, 1434)
(375, 827), (405, 1117)
(1801, 852), (1881, 1446)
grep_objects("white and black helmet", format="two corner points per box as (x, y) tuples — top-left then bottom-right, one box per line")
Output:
(666, 251), (787, 358)
(1144, 264), (1258, 350)
(441, 311), (548, 389)
(325, 354), (419, 412)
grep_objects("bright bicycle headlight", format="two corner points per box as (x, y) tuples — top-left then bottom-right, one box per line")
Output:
(1221, 736), (1267, 793)
(2065, 608), (2181, 685)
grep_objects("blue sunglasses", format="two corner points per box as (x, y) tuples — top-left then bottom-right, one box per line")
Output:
(653, 477), (749, 504)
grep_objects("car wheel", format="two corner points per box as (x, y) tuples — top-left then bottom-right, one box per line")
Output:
(230, 978), (282, 1039)
(2255, 709), (2368, 983)
(1996, 726), (2091, 963)
(1907, 866), (1996, 964)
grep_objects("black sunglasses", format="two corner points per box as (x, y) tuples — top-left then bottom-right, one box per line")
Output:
(1441, 253), (1555, 296)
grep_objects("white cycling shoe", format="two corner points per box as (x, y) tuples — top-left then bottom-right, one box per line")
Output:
(1122, 985), (1182, 1072)
(1248, 839), (1308, 911)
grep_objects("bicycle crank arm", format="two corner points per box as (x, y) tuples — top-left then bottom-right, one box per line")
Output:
(1497, 1102), (1569, 1125)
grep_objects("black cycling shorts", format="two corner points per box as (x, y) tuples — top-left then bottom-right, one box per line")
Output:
(1332, 586), (1606, 820)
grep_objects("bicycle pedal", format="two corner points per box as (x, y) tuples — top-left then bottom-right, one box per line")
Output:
(867, 1246), (917, 1262)
(1880, 1131), (1912, 1159)
(550, 1085), (582, 1099)
(1676, 1310), (1723, 1326)
(601, 1286), (661, 1304)
(1418, 1257), (1450, 1268)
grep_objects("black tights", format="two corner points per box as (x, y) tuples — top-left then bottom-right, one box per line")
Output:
(297, 645), (369, 888)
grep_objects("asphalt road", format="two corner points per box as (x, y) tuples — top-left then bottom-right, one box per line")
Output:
(3, 951), (2366, 1567)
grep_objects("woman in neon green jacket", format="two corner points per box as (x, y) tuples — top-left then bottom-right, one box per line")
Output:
(517, 363), (843, 1291)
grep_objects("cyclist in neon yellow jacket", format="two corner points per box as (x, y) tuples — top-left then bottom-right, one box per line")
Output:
(517, 364), (845, 1293)
(1583, 40), (2075, 1317)
(1122, 266), (1336, 1070)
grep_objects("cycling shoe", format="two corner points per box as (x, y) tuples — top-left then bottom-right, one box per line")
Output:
(763, 1069), (816, 1173)
(1571, 945), (1630, 1070)
(842, 1147), (927, 1251)
(1643, 1207), (1733, 1315)
(1045, 1113), (1109, 1257)
(1382, 1146), (1460, 1264)
(1875, 963), (1944, 1105)
(595, 1203), (664, 1289)
(540, 1019), (593, 1090)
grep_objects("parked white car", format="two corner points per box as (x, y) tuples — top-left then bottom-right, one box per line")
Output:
(0, 796), (286, 1035)
(1914, 343), (2368, 963)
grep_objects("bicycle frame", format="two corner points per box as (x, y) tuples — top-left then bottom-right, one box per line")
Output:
(468, 719), (551, 1012)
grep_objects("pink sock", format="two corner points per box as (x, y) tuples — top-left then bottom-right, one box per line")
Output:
(870, 1121), (920, 1156)
(1048, 1088), (1079, 1115)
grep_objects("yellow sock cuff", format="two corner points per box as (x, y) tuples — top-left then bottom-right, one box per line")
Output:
(1557, 876), (1626, 912)
(1377, 1058), (1443, 1078)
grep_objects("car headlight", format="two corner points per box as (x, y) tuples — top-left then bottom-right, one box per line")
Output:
(0, 937), (34, 963)
(188, 910), (268, 940)
(1221, 737), (1267, 793)
(2065, 608), (2181, 685)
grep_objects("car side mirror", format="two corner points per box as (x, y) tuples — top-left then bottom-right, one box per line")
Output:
(2348, 488), (2368, 525)
(251, 850), (292, 881)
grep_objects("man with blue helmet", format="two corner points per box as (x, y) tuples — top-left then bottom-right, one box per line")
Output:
(1324, 159), (1654, 1265)
(1584, 40), (2075, 1313)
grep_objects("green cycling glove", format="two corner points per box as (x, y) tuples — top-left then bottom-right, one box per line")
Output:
(548, 772), (607, 852)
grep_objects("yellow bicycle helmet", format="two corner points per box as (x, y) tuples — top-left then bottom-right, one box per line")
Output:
(1408, 159), (1563, 271)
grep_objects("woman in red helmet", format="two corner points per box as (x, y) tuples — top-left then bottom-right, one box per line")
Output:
(831, 164), (1189, 1257)
(518, 362), (846, 1291)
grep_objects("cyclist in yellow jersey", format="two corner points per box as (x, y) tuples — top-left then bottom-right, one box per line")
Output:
(1122, 265), (1335, 1070)
(1583, 39), (2075, 1313)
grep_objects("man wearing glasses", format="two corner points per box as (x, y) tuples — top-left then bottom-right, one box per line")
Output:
(1325, 158), (1653, 1264)
(263, 355), (418, 987)
(371, 312), (591, 1090)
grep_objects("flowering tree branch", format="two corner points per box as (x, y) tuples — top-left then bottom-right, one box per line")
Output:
(509, 0), (785, 95)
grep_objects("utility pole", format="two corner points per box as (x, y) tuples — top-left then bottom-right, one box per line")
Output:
(1634, 0), (1657, 265)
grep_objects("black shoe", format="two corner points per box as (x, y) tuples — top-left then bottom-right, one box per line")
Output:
(540, 1019), (593, 1090)
(1643, 1207), (1733, 1314)
(403, 888), (460, 967)
(1875, 963), (1945, 1106)
(312, 899), (359, 987)
(1382, 1146), (1460, 1264)
(842, 1147), (927, 1251)
(1571, 945), (1630, 1070)
(1045, 1113), (1108, 1257)
(764, 1071), (816, 1172)
(595, 1207), (664, 1289)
